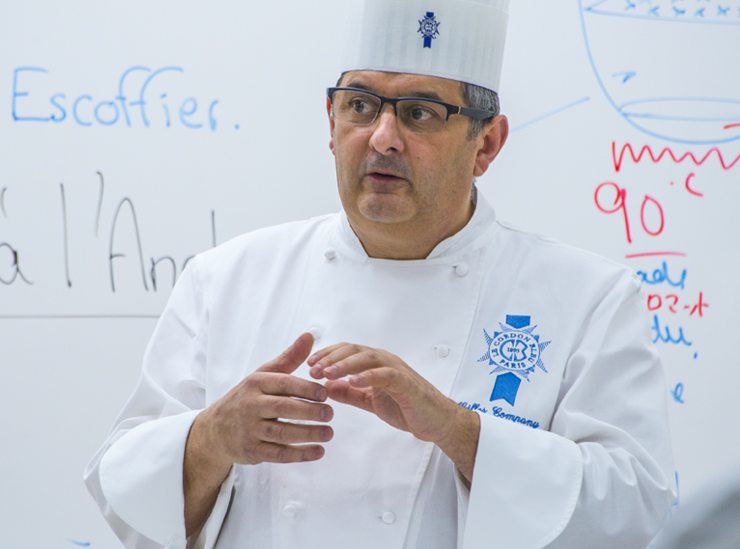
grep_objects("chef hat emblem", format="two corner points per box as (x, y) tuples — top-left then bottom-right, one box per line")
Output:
(341, 0), (510, 92)
(418, 12), (440, 48)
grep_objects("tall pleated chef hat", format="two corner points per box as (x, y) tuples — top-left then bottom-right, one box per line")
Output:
(340, 0), (510, 93)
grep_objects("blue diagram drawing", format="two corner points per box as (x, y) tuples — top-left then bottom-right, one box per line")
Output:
(579, 0), (740, 144)
(510, 97), (590, 133)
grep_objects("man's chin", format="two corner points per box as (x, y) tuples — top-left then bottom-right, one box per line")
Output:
(357, 195), (415, 225)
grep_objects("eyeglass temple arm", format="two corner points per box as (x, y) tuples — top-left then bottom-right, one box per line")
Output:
(458, 106), (496, 121)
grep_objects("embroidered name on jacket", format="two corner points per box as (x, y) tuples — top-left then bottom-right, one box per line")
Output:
(459, 402), (540, 429)
(478, 315), (551, 407)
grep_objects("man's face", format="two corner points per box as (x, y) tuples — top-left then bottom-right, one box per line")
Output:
(328, 71), (503, 249)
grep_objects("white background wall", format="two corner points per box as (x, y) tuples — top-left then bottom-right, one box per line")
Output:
(1, 0), (739, 546)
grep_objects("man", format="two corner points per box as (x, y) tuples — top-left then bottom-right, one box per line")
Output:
(85, 0), (676, 547)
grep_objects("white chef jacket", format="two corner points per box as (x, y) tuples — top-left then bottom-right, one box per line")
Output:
(84, 193), (676, 549)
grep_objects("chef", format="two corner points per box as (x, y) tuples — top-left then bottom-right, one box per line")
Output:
(85, 0), (676, 547)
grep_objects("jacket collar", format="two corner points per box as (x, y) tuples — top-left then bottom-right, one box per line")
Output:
(337, 187), (497, 260)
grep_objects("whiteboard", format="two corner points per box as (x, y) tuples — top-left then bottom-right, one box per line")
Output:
(1, 1), (738, 546)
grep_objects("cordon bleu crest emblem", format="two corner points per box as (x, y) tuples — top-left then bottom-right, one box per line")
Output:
(418, 12), (440, 48)
(478, 315), (551, 407)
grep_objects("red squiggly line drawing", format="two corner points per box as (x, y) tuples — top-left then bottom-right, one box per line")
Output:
(612, 142), (740, 172)
(724, 123), (740, 130)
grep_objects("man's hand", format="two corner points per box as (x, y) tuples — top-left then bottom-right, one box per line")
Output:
(193, 332), (334, 467)
(184, 333), (334, 536)
(307, 343), (479, 482)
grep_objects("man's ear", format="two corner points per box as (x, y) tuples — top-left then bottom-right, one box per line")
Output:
(473, 115), (508, 177)
(327, 97), (335, 154)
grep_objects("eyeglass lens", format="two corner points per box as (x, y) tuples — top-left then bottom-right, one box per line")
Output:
(331, 90), (448, 134)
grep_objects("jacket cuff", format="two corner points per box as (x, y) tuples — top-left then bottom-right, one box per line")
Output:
(189, 467), (235, 549)
(464, 413), (583, 549)
(99, 410), (201, 545)
(454, 464), (472, 549)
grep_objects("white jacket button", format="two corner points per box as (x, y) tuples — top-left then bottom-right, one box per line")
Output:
(308, 326), (321, 340)
(382, 511), (396, 524)
(454, 263), (470, 277)
(282, 504), (297, 518)
(436, 345), (450, 358)
(324, 249), (337, 260)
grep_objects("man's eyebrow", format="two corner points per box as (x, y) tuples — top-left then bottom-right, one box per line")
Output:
(343, 82), (445, 102)
(404, 91), (444, 101)
(344, 81), (374, 92)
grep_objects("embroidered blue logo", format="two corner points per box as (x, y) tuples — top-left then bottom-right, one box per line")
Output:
(478, 315), (551, 406)
(418, 12), (440, 48)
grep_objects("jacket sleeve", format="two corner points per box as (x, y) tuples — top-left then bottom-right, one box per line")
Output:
(83, 259), (235, 549)
(461, 273), (677, 549)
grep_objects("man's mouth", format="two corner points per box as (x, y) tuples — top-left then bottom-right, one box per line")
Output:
(367, 170), (405, 182)
(361, 155), (411, 185)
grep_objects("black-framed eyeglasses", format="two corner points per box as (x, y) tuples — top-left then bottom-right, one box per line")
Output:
(327, 87), (495, 134)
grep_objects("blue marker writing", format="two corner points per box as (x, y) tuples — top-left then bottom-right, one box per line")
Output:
(179, 97), (202, 129)
(637, 261), (686, 290)
(13, 66), (221, 130)
(652, 315), (692, 346)
(130, 66), (183, 127)
(671, 383), (685, 403)
(117, 66), (151, 127)
(73, 95), (93, 126)
(12, 67), (50, 121)
(50, 93), (66, 122)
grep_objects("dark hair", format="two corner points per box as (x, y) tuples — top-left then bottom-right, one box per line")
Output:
(335, 73), (500, 140)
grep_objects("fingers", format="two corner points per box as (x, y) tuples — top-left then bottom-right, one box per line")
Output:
(348, 367), (397, 391)
(253, 442), (326, 463)
(257, 419), (334, 445)
(324, 380), (374, 412)
(258, 395), (333, 422)
(259, 332), (315, 375)
(309, 344), (378, 379)
(307, 342), (350, 366)
(347, 367), (410, 399)
(255, 372), (327, 402)
(311, 347), (387, 380)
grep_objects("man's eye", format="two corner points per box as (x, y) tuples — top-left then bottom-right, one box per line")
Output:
(349, 100), (369, 113)
(409, 106), (434, 121)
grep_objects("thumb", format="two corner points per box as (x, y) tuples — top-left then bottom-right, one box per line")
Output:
(258, 332), (315, 374)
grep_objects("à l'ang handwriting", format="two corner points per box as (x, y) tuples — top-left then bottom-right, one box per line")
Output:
(0, 171), (216, 292)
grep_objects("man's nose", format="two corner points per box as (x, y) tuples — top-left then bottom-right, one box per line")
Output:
(368, 103), (405, 154)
